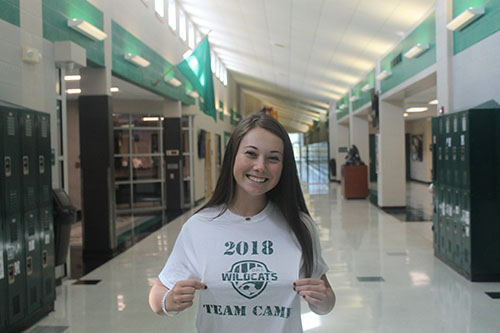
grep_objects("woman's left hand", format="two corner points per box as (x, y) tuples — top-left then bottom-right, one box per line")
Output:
(293, 275), (335, 314)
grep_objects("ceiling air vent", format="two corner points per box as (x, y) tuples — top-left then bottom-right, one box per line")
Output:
(390, 53), (402, 68)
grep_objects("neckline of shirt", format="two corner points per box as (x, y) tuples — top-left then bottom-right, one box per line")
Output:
(223, 201), (273, 224)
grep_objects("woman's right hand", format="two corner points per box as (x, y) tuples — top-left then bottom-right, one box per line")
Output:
(164, 280), (207, 312)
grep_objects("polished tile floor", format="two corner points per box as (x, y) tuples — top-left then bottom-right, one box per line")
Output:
(28, 182), (500, 332)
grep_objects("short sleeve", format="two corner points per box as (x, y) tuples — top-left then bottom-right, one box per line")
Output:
(300, 214), (329, 279)
(158, 224), (200, 289)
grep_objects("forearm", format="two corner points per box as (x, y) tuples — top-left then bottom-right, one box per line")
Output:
(149, 279), (169, 315)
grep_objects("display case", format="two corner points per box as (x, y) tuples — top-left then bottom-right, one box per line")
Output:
(181, 115), (194, 208)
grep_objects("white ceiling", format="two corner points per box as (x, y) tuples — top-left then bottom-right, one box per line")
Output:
(179, 0), (436, 131)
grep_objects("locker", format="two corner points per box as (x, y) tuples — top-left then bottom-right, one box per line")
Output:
(19, 111), (43, 315)
(432, 107), (500, 281)
(1, 217), (6, 331)
(0, 106), (27, 327)
(36, 113), (55, 307)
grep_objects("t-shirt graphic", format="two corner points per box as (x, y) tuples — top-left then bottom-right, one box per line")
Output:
(159, 202), (328, 333)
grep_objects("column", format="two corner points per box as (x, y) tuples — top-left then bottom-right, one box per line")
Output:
(435, 0), (454, 115)
(377, 100), (406, 207)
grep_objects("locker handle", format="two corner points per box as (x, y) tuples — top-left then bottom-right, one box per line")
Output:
(42, 250), (48, 268)
(8, 264), (15, 284)
(4, 156), (11, 176)
(39, 155), (45, 174)
(27, 256), (33, 276)
(23, 156), (29, 175)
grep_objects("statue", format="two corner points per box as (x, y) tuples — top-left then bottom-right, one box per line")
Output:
(344, 145), (365, 166)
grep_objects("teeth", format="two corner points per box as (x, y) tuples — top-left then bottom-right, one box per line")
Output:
(248, 175), (266, 183)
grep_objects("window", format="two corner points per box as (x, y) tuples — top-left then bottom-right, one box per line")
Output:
(188, 21), (195, 49)
(155, 0), (164, 17)
(196, 30), (201, 45)
(215, 57), (220, 78)
(211, 52), (215, 73)
(223, 68), (227, 86)
(168, 0), (176, 31)
(179, 10), (186, 41)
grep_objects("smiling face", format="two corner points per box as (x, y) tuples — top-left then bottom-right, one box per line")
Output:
(232, 127), (284, 204)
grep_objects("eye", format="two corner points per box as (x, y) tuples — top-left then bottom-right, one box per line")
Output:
(244, 151), (257, 157)
(268, 156), (281, 162)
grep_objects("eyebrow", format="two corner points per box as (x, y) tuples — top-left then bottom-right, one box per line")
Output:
(243, 145), (283, 155)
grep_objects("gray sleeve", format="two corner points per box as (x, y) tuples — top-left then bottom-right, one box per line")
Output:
(301, 213), (329, 279)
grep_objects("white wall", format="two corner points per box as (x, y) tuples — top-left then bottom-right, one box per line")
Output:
(453, 30), (500, 111)
(405, 118), (432, 183)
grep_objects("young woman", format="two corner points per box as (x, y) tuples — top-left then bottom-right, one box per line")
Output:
(149, 113), (335, 332)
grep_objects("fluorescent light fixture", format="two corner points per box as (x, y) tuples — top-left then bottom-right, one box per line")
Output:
(67, 19), (107, 41)
(339, 104), (347, 110)
(110, 87), (119, 93)
(187, 90), (199, 98)
(406, 107), (428, 112)
(404, 43), (430, 58)
(447, 7), (485, 31)
(376, 70), (392, 81)
(124, 53), (150, 67)
(361, 84), (373, 92)
(64, 75), (81, 81)
(66, 88), (81, 94)
(164, 77), (182, 87)
(428, 99), (438, 105)
(349, 95), (359, 102)
(143, 117), (161, 121)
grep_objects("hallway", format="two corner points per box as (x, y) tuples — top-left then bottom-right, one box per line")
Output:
(28, 182), (500, 332)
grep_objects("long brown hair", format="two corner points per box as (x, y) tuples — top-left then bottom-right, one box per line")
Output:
(198, 112), (314, 277)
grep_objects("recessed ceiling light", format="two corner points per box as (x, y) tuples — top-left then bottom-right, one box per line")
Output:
(66, 88), (81, 94)
(404, 112), (409, 117)
(428, 99), (438, 105)
(406, 107), (428, 112)
(110, 87), (119, 92)
(64, 75), (81, 81)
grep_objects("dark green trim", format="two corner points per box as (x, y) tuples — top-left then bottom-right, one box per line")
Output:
(111, 21), (195, 104)
(0, 0), (20, 26)
(453, 0), (500, 54)
(42, 0), (105, 66)
(381, 12), (436, 94)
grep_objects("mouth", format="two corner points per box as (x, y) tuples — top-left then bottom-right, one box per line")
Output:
(246, 174), (268, 183)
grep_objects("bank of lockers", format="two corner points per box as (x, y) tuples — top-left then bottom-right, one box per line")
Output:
(432, 107), (500, 281)
(0, 103), (55, 332)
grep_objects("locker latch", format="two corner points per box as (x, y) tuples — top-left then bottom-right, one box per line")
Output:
(8, 264), (15, 284)
(42, 250), (48, 268)
(39, 155), (45, 174)
(23, 156), (29, 175)
(4, 156), (11, 176)
(26, 256), (33, 276)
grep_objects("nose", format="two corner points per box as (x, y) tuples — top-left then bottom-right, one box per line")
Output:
(253, 156), (265, 171)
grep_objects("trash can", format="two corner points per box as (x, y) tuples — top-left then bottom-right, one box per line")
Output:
(53, 188), (77, 266)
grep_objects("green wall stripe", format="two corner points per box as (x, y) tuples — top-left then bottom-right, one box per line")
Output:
(381, 12), (436, 94)
(111, 21), (194, 104)
(0, 0), (20, 27)
(42, 0), (105, 66)
(352, 69), (375, 112)
(453, 0), (500, 54)
(336, 93), (349, 120)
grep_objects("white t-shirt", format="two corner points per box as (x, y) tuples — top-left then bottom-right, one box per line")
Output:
(158, 202), (328, 333)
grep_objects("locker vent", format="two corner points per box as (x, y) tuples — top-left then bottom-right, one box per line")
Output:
(9, 190), (18, 211)
(42, 185), (50, 201)
(7, 114), (15, 135)
(41, 117), (48, 138)
(25, 116), (33, 137)
(28, 218), (35, 236)
(43, 210), (49, 230)
(13, 296), (20, 315)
